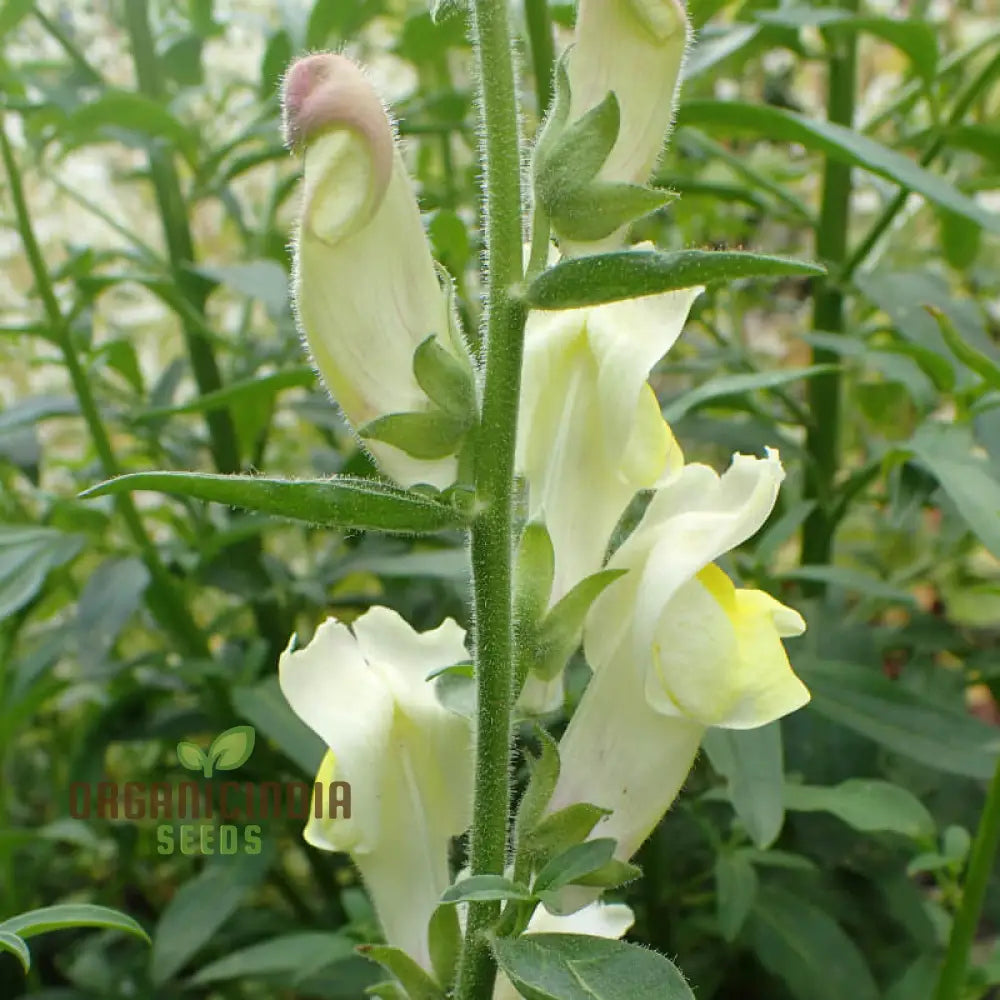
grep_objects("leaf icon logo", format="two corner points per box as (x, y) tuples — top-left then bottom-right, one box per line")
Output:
(176, 725), (256, 778)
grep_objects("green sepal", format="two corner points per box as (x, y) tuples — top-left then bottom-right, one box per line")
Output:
(413, 335), (478, 423)
(535, 90), (620, 200)
(356, 945), (445, 1000)
(548, 182), (674, 243)
(514, 728), (561, 856)
(531, 51), (573, 179)
(572, 857), (642, 890)
(359, 410), (468, 461)
(514, 523), (556, 690)
(427, 905), (461, 990)
(532, 569), (627, 681)
(533, 838), (617, 895)
(524, 802), (611, 868)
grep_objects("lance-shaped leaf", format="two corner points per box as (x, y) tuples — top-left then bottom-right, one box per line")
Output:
(356, 944), (445, 1000)
(0, 904), (150, 944)
(525, 250), (824, 310)
(80, 473), (471, 534)
(0, 931), (30, 973)
(677, 100), (1000, 234)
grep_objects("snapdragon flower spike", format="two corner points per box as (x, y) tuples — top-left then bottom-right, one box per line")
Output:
(515, 280), (701, 712)
(544, 451), (808, 910)
(278, 606), (473, 971)
(283, 53), (472, 488)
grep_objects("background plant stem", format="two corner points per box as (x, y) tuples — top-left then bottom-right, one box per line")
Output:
(801, 11), (858, 575)
(455, 0), (527, 996)
(933, 755), (1000, 1000)
(123, 0), (289, 660)
(524, 0), (555, 118)
(0, 124), (208, 659)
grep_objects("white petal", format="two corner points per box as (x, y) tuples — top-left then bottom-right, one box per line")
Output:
(587, 282), (702, 455)
(278, 619), (394, 852)
(529, 900), (635, 937)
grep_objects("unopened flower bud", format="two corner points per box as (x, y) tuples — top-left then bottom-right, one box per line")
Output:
(283, 54), (474, 489)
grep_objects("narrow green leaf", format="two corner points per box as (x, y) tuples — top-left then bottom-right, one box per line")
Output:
(440, 875), (535, 905)
(662, 365), (836, 421)
(0, 904), (150, 944)
(491, 934), (696, 1000)
(534, 839), (616, 894)
(137, 367), (315, 420)
(715, 853), (758, 942)
(550, 183), (673, 242)
(801, 658), (1000, 779)
(908, 422), (1000, 558)
(526, 250), (823, 310)
(0, 0), (33, 39)
(784, 780), (935, 841)
(231, 678), (325, 776)
(360, 410), (468, 460)
(80, 473), (470, 534)
(677, 101), (1000, 233)
(356, 945), (445, 1000)
(63, 92), (200, 163)
(927, 306), (1000, 388)
(703, 724), (785, 849)
(515, 523), (556, 645)
(514, 729), (561, 857)
(0, 526), (85, 619)
(750, 888), (878, 1000)
(570, 857), (641, 890)
(189, 932), (354, 985)
(0, 931), (30, 973)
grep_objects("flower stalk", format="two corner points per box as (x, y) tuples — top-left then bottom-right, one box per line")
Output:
(456, 0), (528, 995)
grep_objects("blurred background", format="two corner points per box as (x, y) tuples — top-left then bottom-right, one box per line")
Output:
(1, 1), (1000, 997)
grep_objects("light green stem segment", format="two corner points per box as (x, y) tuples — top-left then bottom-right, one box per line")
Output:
(933, 756), (1000, 1000)
(0, 124), (208, 659)
(456, 0), (528, 996)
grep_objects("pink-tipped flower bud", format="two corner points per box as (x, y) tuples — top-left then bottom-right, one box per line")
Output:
(282, 54), (473, 489)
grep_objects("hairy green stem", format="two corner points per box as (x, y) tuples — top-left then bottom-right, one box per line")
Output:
(801, 13), (857, 574)
(456, 0), (527, 996)
(933, 755), (1000, 1000)
(524, 0), (555, 117)
(843, 49), (1000, 283)
(0, 124), (207, 659)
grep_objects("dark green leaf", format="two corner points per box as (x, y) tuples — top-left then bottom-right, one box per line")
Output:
(784, 779), (935, 840)
(64, 92), (199, 163)
(702, 724), (785, 849)
(80, 473), (470, 534)
(491, 934), (696, 1000)
(356, 945), (444, 1000)
(525, 803), (611, 865)
(662, 365), (836, 421)
(0, 904), (150, 945)
(427, 905), (461, 990)
(801, 658), (1000, 779)
(677, 101), (1000, 233)
(232, 678), (326, 776)
(908, 422), (1000, 558)
(526, 250), (823, 310)
(0, 931), (29, 973)
(189, 932), (355, 985)
(715, 853), (758, 942)
(750, 888), (878, 1000)
(152, 849), (273, 984)
(514, 729), (561, 856)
